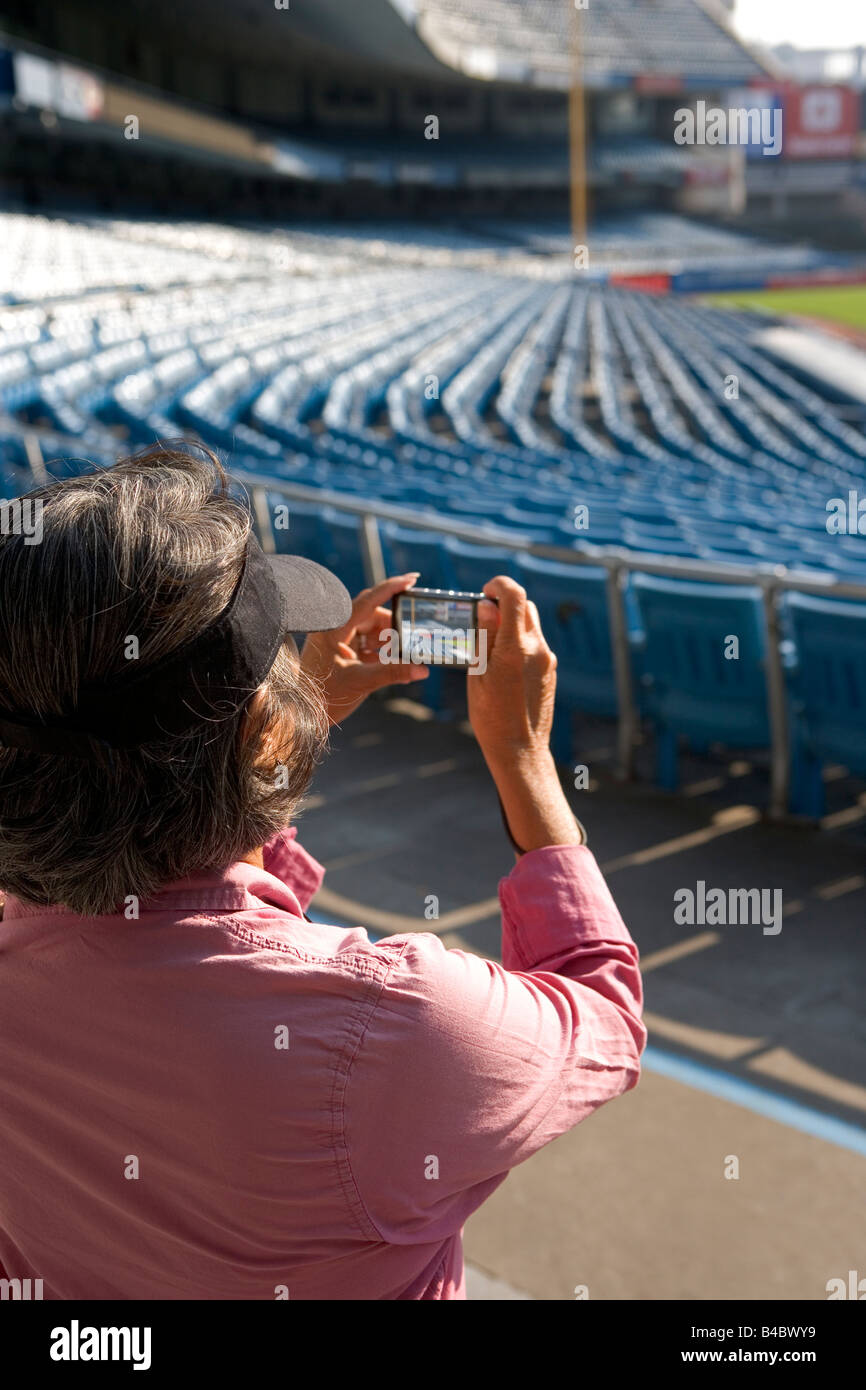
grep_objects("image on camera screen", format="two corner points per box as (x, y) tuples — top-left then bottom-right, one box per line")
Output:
(400, 596), (476, 664)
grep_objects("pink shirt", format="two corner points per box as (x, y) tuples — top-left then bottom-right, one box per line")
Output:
(0, 826), (645, 1300)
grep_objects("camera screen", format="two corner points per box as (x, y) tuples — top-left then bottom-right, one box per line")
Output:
(397, 595), (477, 665)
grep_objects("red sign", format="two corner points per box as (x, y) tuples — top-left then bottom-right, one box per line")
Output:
(782, 85), (858, 159)
(609, 273), (672, 294)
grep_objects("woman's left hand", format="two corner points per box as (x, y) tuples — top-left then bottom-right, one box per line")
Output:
(300, 574), (429, 725)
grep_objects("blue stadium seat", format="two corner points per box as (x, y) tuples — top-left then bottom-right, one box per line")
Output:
(319, 506), (368, 597)
(379, 523), (455, 591)
(516, 554), (617, 764)
(629, 574), (770, 789)
(268, 496), (327, 566)
(8, 209), (866, 811)
(444, 538), (519, 592)
(783, 592), (866, 818)
(502, 505), (568, 533)
(441, 496), (499, 520)
(376, 523), (459, 715)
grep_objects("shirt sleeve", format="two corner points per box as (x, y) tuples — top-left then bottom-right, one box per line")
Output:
(345, 844), (646, 1244)
(261, 826), (325, 912)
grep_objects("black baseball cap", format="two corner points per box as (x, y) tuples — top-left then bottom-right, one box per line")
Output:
(0, 533), (352, 761)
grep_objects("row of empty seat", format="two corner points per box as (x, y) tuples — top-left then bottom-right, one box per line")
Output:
(2, 214), (862, 576)
(1, 210), (864, 814)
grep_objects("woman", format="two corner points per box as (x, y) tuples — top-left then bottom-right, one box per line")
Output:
(0, 443), (645, 1300)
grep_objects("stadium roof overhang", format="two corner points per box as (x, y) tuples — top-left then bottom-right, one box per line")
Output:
(100, 0), (458, 79)
(79, 0), (774, 88)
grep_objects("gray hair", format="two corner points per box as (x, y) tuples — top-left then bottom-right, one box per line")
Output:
(0, 443), (330, 916)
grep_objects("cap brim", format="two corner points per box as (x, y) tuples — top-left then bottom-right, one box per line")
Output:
(269, 554), (353, 633)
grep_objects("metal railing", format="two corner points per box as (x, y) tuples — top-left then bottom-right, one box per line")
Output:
(238, 469), (866, 820)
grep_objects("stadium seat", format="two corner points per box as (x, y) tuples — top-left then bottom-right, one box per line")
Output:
(516, 554), (617, 764)
(380, 523), (455, 591)
(319, 506), (368, 597)
(629, 573), (770, 789)
(444, 538), (519, 592)
(783, 592), (866, 818)
(268, 496), (328, 566)
(4, 208), (864, 815)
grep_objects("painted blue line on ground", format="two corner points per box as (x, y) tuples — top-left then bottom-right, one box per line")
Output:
(642, 1044), (866, 1158)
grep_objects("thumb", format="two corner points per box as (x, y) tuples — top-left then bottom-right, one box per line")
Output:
(384, 662), (429, 686)
(371, 658), (429, 687)
(475, 598), (500, 656)
(378, 658), (430, 686)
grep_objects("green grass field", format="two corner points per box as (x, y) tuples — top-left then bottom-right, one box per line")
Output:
(703, 284), (866, 332)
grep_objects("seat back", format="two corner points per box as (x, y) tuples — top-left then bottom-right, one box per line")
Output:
(783, 590), (866, 770)
(444, 537), (519, 592)
(320, 506), (368, 596)
(380, 524), (455, 591)
(268, 495), (326, 566)
(629, 572), (769, 746)
(516, 554), (617, 716)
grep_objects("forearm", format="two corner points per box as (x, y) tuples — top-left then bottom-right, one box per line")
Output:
(484, 746), (585, 854)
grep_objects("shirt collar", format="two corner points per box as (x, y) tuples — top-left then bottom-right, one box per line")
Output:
(2, 859), (307, 922)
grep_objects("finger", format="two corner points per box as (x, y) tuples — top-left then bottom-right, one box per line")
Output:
(354, 604), (395, 640)
(349, 574), (420, 628)
(475, 598), (500, 637)
(525, 598), (545, 637)
(523, 598), (553, 659)
(482, 576), (526, 643)
(354, 608), (404, 663)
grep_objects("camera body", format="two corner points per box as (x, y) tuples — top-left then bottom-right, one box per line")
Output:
(391, 587), (490, 668)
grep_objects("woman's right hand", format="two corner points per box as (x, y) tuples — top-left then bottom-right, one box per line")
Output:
(466, 576), (558, 763)
(467, 576), (585, 854)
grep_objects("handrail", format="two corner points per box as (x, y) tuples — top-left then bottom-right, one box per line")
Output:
(235, 467), (866, 819)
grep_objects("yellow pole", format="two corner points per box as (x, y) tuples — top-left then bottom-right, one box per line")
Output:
(569, 0), (588, 256)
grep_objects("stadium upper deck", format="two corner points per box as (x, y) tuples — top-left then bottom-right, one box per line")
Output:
(4, 0), (768, 88)
(413, 0), (768, 86)
(0, 0), (818, 221)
